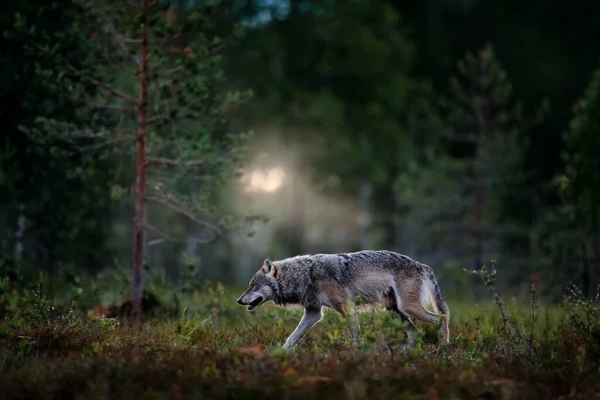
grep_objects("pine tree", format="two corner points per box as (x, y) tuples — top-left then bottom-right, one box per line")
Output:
(1, 0), (116, 277)
(25, 0), (252, 313)
(559, 67), (600, 297)
(443, 44), (545, 280)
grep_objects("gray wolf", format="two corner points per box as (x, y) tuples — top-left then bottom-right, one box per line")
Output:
(236, 250), (450, 351)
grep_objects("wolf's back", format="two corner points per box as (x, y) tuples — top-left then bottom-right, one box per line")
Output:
(340, 250), (425, 273)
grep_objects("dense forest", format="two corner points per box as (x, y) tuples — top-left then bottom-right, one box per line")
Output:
(2, 0), (599, 302)
(1, 1), (600, 398)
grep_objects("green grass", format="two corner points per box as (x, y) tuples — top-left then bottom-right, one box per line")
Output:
(1, 279), (599, 400)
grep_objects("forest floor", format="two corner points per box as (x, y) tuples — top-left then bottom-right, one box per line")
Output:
(1, 282), (599, 400)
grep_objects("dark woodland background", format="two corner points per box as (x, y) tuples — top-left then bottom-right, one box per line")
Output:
(2, 0), (600, 306)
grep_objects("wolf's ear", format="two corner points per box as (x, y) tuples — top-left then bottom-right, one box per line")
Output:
(262, 258), (276, 277)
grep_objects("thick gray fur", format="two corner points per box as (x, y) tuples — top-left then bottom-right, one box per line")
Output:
(236, 249), (451, 351)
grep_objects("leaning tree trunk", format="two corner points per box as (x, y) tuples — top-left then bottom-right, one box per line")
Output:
(131, 0), (149, 315)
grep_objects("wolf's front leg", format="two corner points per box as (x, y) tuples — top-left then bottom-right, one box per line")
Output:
(282, 307), (323, 351)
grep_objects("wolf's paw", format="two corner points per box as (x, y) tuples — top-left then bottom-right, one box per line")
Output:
(440, 333), (450, 346)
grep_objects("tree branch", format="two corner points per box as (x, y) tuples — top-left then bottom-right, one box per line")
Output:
(122, 0), (157, 11)
(146, 115), (169, 124)
(146, 157), (206, 167)
(155, 65), (187, 76)
(67, 64), (139, 105)
(210, 42), (227, 55)
(147, 238), (167, 247)
(145, 222), (178, 243)
(187, 234), (219, 245)
(146, 111), (201, 124)
(77, 137), (135, 152)
(147, 169), (212, 182)
(91, 104), (136, 112)
(105, 26), (181, 46)
(145, 195), (220, 235)
(68, 128), (136, 139)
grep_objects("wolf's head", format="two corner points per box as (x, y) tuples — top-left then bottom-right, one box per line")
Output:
(236, 258), (277, 311)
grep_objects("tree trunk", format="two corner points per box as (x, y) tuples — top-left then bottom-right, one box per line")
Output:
(131, 0), (149, 314)
(474, 108), (486, 272)
(579, 238), (590, 298)
(474, 161), (484, 271)
(392, 189), (404, 252)
(595, 210), (600, 296)
(287, 173), (305, 256)
(359, 181), (373, 250)
(359, 133), (374, 251)
(47, 235), (56, 297)
(13, 203), (25, 265)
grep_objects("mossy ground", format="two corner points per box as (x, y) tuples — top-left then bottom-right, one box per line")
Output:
(1, 282), (599, 400)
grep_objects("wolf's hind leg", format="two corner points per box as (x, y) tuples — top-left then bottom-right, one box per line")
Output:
(282, 307), (323, 351)
(393, 277), (450, 346)
(384, 291), (420, 347)
(403, 302), (449, 346)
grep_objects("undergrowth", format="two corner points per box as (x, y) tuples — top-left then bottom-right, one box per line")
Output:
(0, 261), (599, 400)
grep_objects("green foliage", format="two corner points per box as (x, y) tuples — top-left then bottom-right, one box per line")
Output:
(534, 65), (600, 298)
(390, 45), (548, 289)
(446, 43), (542, 219)
(1, 0), (599, 348)
(465, 261), (534, 357)
(392, 147), (471, 261)
(561, 68), (600, 216)
(3, 0), (259, 301)
(1, 267), (599, 399)
(565, 284), (600, 338)
(562, 67), (600, 243)
(231, 0), (414, 190)
(0, 0), (115, 274)
(45, 0), (256, 236)
(443, 44), (545, 275)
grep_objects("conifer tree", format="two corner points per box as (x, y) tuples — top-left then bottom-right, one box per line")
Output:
(27, 0), (252, 313)
(442, 44), (543, 278)
(558, 68), (600, 296)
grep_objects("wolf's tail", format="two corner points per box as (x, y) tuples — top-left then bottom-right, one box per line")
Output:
(428, 269), (450, 341)
(431, 277), (450, 317)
